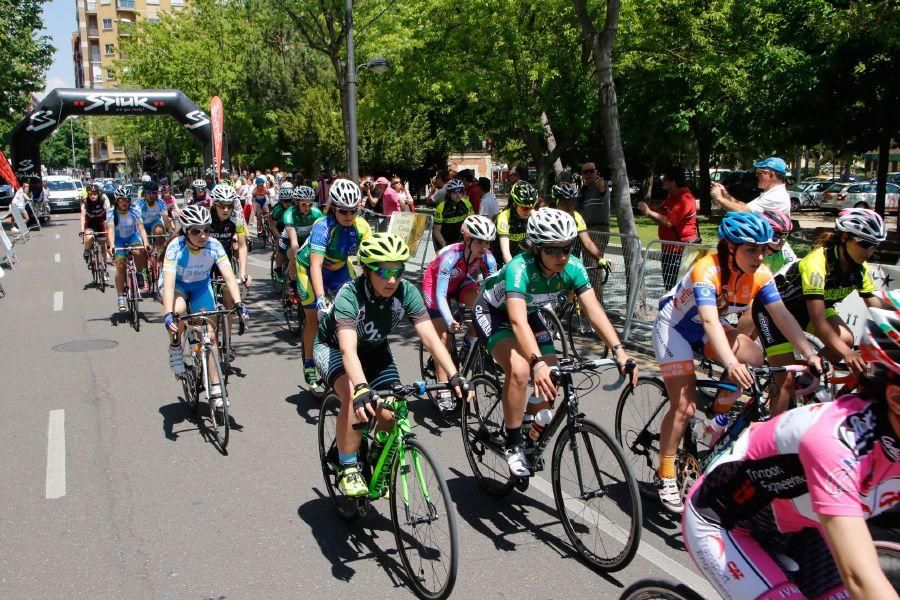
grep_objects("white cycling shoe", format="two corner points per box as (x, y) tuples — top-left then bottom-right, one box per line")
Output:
(505, 445), (531, 477)
(168, 344), (185, 376)
(656, 476), (684, 514)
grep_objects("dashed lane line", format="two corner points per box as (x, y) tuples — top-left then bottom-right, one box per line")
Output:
(54, 253), (60, 263)
(55, 234), (60, 240)
(45, 410), (66, 499)
(53, 291), (64, 311)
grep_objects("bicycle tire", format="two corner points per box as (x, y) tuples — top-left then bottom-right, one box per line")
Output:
(538, 306), (569, 358)
(180, 339), (199, 414)
(216, 313), (231, 385)
(566, 302), (609, 361)
(390, 438), (459, 600)
(269, 251), (280, 293)
(461, 375), (514, 496)
(204, 345), (230, 451)
(615, 377), (668, 499)
(619, 578), (707, 600)
(281, 277), (303, 335)
(552, 418), (641, 572)
(418, 341), (441, 404)
(317, 391), (363, 520)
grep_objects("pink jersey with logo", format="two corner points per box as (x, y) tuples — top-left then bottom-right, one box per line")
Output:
(421, 242), (497, 326)
(693, 395), (900, 532)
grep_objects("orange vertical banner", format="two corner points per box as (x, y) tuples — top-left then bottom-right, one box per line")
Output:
(0, 149), (20, 189)
(210, 96), (224, 182)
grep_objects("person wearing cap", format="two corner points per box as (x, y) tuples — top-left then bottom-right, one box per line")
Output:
(711, 156), (791, 215)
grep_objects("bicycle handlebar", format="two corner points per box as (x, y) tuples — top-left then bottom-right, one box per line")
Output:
(550, 357), (636, 391)
(177, 306), (246, 335)
(79, 231), (107, 239)
(352, 380), (459, 430)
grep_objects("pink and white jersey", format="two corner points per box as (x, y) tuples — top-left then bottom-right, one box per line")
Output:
(422, 242), (497, 326)
(693, 395), (900, 532)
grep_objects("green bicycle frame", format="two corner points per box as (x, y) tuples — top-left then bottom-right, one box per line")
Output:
(367, 399), (433, 508)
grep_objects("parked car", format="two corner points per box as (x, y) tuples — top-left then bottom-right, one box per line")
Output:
(788, 180), (834, 212)
(820, 182), (900, 213)
(44, 175), (82, 212)
(0, 182), (14, 208)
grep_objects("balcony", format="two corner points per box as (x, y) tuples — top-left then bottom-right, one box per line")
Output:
(86, 1), (97, 12)
(117, 0), (136, 10)
(88, 27), (99, 37)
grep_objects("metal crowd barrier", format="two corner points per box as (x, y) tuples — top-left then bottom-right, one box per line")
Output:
(577, 230), (643, 323)
(0, 226), (17, 269)
(388, 211), (434, 276)
(358, 207), (390, 233)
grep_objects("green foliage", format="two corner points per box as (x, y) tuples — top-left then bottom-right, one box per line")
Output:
(41, 117), (90, 169)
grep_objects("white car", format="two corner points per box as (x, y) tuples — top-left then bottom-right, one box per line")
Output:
(44, 175), (83, 212)
(820, 182), (900, 213)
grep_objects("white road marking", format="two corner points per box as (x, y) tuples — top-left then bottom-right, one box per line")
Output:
(55, 234), (60, 240)
(53, 291), (64, 311)
(54, 253), (60, 263)
(45, 410), (66, 499)
(529, 475), (718, 599)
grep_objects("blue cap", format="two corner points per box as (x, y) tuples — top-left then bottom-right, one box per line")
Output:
(753, 157), (787, 174)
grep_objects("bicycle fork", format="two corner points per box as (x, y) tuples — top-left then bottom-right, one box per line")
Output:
(397, 440), (439, 527)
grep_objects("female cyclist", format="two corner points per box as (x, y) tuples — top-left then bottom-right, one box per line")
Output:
(684, 297), (900, 600)
(495, 180), (538, 264)
(652, 211), (824, 514)
(475, 208), (637, 477)
(161, 205), (248, 400)
(314, 233), (468, 497)
(188, 179), (210, 208)
(549, 182), (605, 265)
(81, 182), (109, 265)
(296, 179), (371, 393)
(422, 214), (498, 413)
(754, 207), (891, 416)
(433, 178), (474, 250)
(280, 185), (323, 303)
(105, 185), (149, 312)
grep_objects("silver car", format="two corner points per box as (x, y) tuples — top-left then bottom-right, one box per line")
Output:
(788, 180), (833, 212)
(820, 182), (899, 213)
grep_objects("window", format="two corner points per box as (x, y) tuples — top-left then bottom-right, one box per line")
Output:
(90, 45), (100, 61)
(92, 65), (102, 82)
(86, 1), (96, 10)
(106, 68), (116, 80)
(118, 0), (135, 8)
(102, 18), (113, 30)
(101, 0), (110, 4)
(146, 0), (158, 4)
(104, 44), (115, 56)
(171, 0), (183, 5)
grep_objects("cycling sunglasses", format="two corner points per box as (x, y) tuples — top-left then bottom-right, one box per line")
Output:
(214, 201), (235, 208)
(541, 244), (573, 257)
(855, 238), (879, 250)
(335, 207), (358, 216)
(373, 266), (404, 279)
(187, 226), (211, 236)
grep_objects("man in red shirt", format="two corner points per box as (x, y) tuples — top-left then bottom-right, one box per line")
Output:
(462, 170), (483, 213)
(637, 166), (700, 290)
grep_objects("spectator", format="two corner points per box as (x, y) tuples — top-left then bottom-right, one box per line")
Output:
(578, 162), (610, 232)
(433, 178), (473, 250)
(390, 177), (414, 212)
(506, 164), (529, 189)
(427, 169), (449, 206)
(711, 156), (791, 214)
(478, 177), (499, 220)
(380, 176), (404, 216)
(461, 170), (483, 213)
(371, 176), (389, 214)
(638, 166), (701, 290)
(4, 180), (32, 232)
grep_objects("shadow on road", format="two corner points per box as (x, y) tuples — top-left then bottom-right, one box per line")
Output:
(285, 388), (321, 425)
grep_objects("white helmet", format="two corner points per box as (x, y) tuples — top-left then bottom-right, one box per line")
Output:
(179, 205), (211, 228)
(141, 174), (151, 183)
(295, 185), (316, 201)
(461, 215), (496, 241)
(329, 178), (362, 210)
(210, 184), (238, 204)
(526, 208), (578, 245)
(835, 208), (887, 244)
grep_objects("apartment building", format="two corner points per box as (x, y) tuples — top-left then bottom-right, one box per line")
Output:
(71, 0), (186, 175)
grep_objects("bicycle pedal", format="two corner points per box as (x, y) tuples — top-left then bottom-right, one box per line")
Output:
(514, 477), (530, 492)
(531, 457), (545, 472)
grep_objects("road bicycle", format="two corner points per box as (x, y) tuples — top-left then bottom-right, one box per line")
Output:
(114, 246), (143, 332)
(553, 263), (612, 360)
(80, 231), (108, 292)
(178, 307), (244, 452)
(269, 245), (284, 293)
(146, 233), (168, 298)
(619, 578), (705, 600)
(614, 364), (816, 504)
(461, 357), (642, 572)
(318, 379), (459, 599)
(255, 208), (269, 249)
(281, 274), (303, 335)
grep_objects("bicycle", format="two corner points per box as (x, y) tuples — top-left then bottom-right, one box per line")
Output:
(461, 357), (642, 572)
(146, 233), (168, 298)
(281, 274), (303, 335)
(553, 263), (612, 361)
(178, 307), (244, 452)
(317, 379), (459, 599)
(614, 364), (816, 504)
(269, 245), (284, 293)
(209, 276), (237, 384)
(619, 578), (706, 600)
(255, 208), (269, 249)
(80, 231), (108, 292)
(114, 246), (143, 332)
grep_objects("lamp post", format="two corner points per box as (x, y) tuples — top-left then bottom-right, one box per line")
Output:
(344, 0), (389, 181)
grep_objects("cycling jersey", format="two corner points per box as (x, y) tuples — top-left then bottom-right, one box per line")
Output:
(481, 252), (591, 313)
(435, 197), (474, 245)
(495, 207), (529, 242)
(251, 185), (268, 207)
(684, 395), (900, 599)
(137, 198), (166, 229)
(284, 205), (323, 242)
(317, 276), (429, 350)
(775, 244), (876, 313)
(107, 206), (143, 240)
(82, 196), (109, 231)
(296, 214), (372, 271)
(162, 236), (229, 284)
(209, 210), (247, 260)
(422, 242), (498, 326)
(654, 253), (781, 377)
(762, 241), (798, 276)
(270, 202), (292, 234)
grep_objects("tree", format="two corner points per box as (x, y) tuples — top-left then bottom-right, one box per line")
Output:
(41, 117), (90, 170)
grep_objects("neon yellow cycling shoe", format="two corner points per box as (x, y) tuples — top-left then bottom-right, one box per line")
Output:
(338, 464), (368, 498)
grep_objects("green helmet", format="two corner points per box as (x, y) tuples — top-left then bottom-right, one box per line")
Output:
(358, 233), (410, 268)
(510, 180), (538, 207)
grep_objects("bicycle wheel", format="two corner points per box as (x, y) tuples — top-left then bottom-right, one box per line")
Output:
(180, 341), (199, 414)
(567, 302), (608, 360)
(552, 418), (641, 571)
(615, 377), (668, 498)
(98, 247), (108, 293)
(282, 277), (303, 335)
(461, 375), (514, 496)
(316, 391), (362, 520)
(390, 438), (458, 600)
(204, 345), (230, 451)
(418, 341), (440, 404)
(216, 313), (232, 384)
(619, 578), (706, 600)
(538, 306), (568, 358)
(269, 251), (281, 292)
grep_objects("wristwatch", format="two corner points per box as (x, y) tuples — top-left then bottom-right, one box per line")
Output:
(530, 353), (545, 370)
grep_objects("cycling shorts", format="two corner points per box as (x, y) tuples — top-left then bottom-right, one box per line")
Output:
(114, 233), (143, 260)
(653, 296), (724, 379)
(296, 261), (354, 308)
(278, 229), (295, 253)
(84, 217), (106, 233)
(144, 219), (165, 234)
(472, 295), (555, 355)
(424, 277), (480, 321)
(253, 195), (268, 209)
(313, 341), (401, 390)
(752, 301), (839, 358)
(165, 278), (217, 313)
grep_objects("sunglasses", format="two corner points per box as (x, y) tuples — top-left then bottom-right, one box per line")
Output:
(541, 244), (573, 256)
(855, 238), (879, 250)
(297, 201), (313, 206)
(214, 202), (234, 208)
(188, 227), (211, 236)
(374, 266), (404, 279)
(773, 232), (789, 241)
(336, 208), (358, 216)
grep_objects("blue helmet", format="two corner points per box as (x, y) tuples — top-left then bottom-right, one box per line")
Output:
(718, 211), (775, 245)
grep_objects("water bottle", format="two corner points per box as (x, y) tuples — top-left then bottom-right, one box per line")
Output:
(521, 414), (535, 441)
(708, 414), (729, 445)
(529, 409), (553, 443)
(690, 415), (707, 444)
(368, 429), (389, 466)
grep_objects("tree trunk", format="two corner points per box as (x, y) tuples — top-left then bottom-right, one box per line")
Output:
(875, 128), (891, 218)
(696, 132), (713, 215)
(541, 111), (564, 177)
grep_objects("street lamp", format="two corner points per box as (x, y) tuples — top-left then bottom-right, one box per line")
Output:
(345, 0), (389, 181)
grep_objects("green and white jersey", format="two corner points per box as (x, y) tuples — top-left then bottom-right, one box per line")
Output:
(318, 276), (429, 349)
(283, 205), (324, 241)
(481, 252), (592, 313)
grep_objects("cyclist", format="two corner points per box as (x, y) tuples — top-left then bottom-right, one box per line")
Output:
(297, 179), (371, 393)
(269, 182), (295, 282)
(208, 184), (250, 285)
(432, 178), (473, 250)
(753, 207), (890, 415)
(549, 182), (606, 265)
(160, 184), (178, 221)
(496, 180), (538, 264)
(249, 176), (270, 231)
(81, 182), (110, 266)
(422, 214), (498, 413)
(137, 180), (172, 280)
(188, 179), (210, 208)
(652, 211), (824, 514)
(161, 205), (248, 402)
(105, 185), (149, 312)
(280, 185), (324, 303)
(683, 298), (900, 600)
(475, 208), (637, 477)
(314, 233), (468, 497)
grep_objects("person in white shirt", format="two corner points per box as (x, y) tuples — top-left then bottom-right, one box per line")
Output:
(711, 156), (791, 215)
(477, 177), (499, 219)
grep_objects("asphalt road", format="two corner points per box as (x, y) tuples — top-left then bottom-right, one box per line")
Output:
(0, 213), (718, 599)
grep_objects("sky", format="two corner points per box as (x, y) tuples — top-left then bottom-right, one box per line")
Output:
(38, 0), (77, 98)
